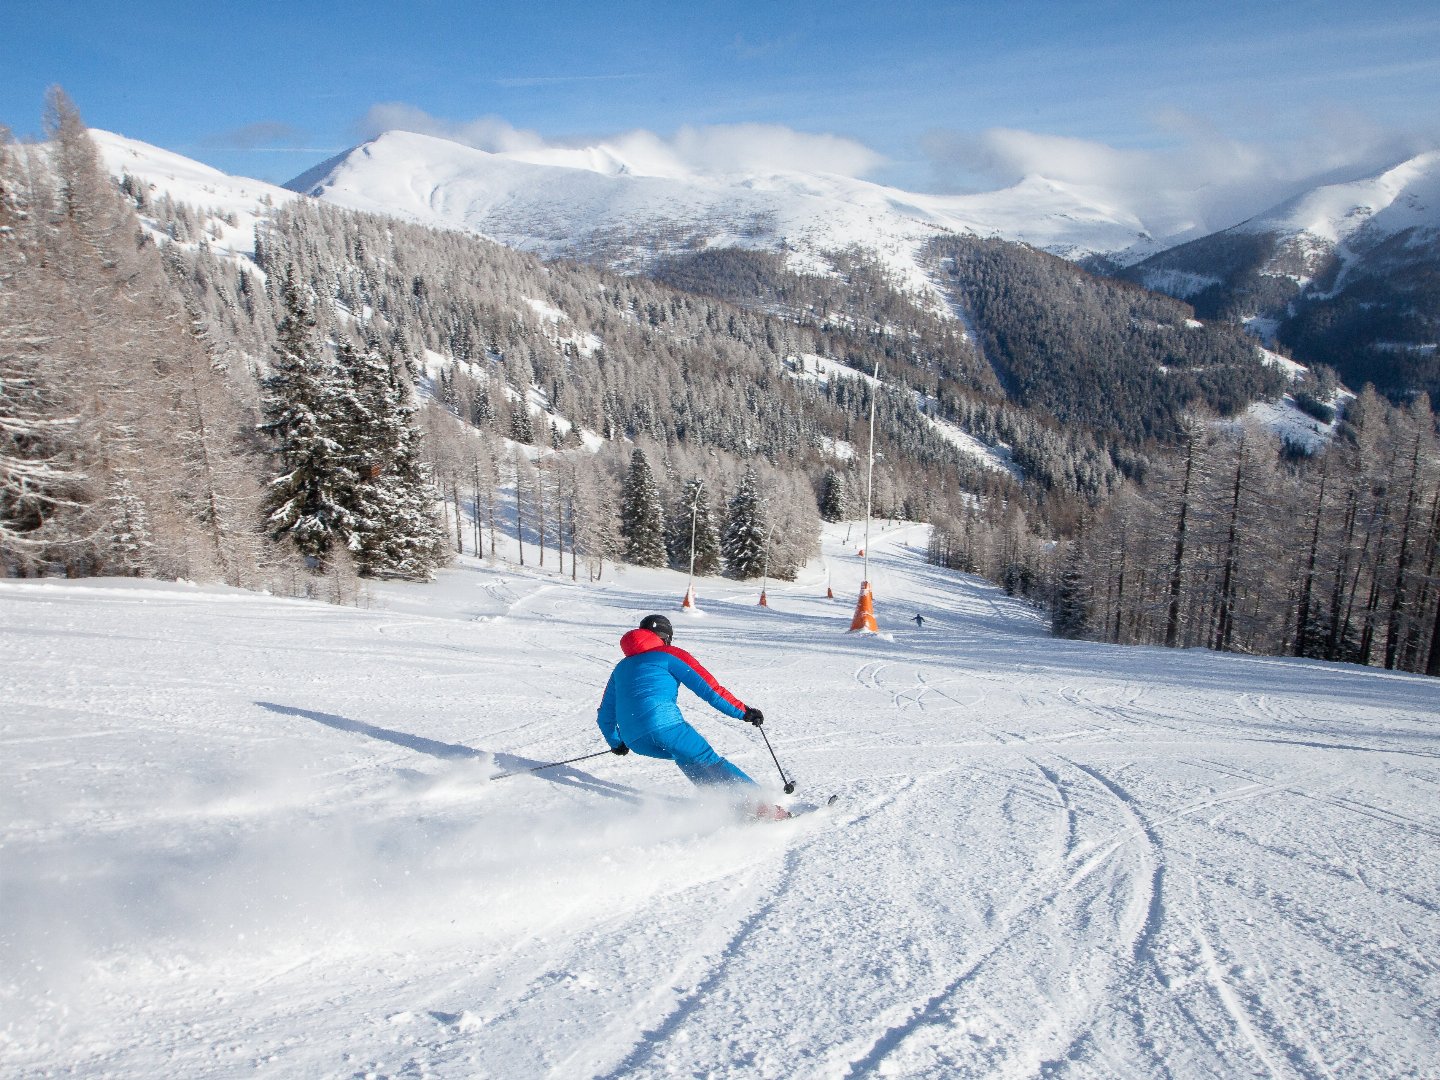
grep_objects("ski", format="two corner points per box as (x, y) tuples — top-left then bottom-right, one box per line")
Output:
(748, 794), (837, 822)
(784, 794), (840, 818)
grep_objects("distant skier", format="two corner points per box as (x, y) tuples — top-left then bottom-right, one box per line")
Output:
(913, 613), (925, 628)
(596, 614), (789, 819)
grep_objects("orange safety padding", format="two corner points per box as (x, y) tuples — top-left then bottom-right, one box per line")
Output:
(848, 580), (878, 632)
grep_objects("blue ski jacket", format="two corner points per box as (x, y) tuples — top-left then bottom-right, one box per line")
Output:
(596, 628), (748, 748)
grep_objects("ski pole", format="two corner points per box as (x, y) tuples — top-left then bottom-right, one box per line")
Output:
(490, 748), (615, 781)
(756, 724), (796, 794)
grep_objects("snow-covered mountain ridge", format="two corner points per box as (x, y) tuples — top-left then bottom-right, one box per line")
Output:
(1123, 150), (1440, 401)
(283, 130), (1440, 403)
(85, 126), (1338, 463)
(285, 129), (1158, 295)
(1235, 150), (1440, 249)
(1132, 150), (1440, 298)
(93, 122), (1437, 319)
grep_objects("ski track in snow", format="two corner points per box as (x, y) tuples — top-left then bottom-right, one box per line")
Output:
(3, 524), (1440, 1078)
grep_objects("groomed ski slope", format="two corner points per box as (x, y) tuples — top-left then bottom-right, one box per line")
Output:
(3, 522), (1439, 1079)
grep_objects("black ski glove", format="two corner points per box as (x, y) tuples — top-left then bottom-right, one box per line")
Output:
(611, 742), (630, 756)
(743, 707), (764, 727)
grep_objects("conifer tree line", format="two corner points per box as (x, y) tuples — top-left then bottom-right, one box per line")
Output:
(938, 389), (1440, 676)
(1, 92), (269, 585)
(1, 92), (450, 590)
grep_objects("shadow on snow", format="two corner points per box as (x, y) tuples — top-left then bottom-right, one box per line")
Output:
(254, 701), (648, 802)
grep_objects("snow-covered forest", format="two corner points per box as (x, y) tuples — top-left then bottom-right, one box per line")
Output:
(2, 94), (836, 591)
(4, 87), (1440, 672)
(1040, 397), (1440, 672)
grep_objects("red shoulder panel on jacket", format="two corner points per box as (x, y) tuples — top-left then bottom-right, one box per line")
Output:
(662, 645), (746, 711)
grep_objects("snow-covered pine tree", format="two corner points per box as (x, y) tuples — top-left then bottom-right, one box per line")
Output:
(667, 478), (720, 575)
(723, 466), (768, 579)
(369, 415), (450, 579)
(620, 448), (667, 567)
(336, 336), (449, 579)
(510, 397), (536, 444)
(440, 363), (461, 415)
(258, 266), (355, 567)
(105, 475), (156, 576)
(471, 385), (494, 427)
(1051, 537), (1093, 639)
(819, 468), (849, 522)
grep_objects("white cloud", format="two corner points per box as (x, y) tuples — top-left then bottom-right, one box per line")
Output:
(359, 103), (550, 154)
(665, 124), (884, 178)
(924, 115), (1437, 236)
(357, 104), (885, 181)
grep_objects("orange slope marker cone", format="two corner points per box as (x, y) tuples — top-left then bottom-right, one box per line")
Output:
(758, 589), (769, 607)
(848, 580), (878, 633)
(681, 585), (697, 611)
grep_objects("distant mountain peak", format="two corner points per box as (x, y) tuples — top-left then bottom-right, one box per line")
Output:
(283, 128), (1167, 296)
(1234, 149), (1440, 245)
(1123, 149), (1440, 402)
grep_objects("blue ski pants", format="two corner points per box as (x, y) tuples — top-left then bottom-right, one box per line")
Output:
(626, 720), (755, 788)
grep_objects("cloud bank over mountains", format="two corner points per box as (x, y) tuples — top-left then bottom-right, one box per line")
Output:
(358, 103), (885, 182)
(925, 113), (1438, 237)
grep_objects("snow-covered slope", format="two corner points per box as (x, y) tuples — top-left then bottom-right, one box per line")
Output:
(1235, 150), (1440, 250)
(287, 130), (1157, 295)
(1130, 150), (1440, 301)
(4, 523), (1438, 1078)
(91, 129), (299, 262)
(86, 129), (1045, 469)
(1125, 151), (1440, 398)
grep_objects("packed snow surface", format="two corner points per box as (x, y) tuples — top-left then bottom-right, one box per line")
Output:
(3, 524), (1439, 1078)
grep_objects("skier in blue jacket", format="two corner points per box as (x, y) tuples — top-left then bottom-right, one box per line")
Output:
(597, 614), (789, 818)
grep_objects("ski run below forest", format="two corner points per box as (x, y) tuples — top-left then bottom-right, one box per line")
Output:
(3, 521), (1438, 1079)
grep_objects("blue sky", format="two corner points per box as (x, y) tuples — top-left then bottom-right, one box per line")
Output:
(4, 0), (1438, 209)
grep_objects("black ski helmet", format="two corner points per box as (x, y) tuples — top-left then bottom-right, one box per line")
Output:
(640, 614), (673, 645)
